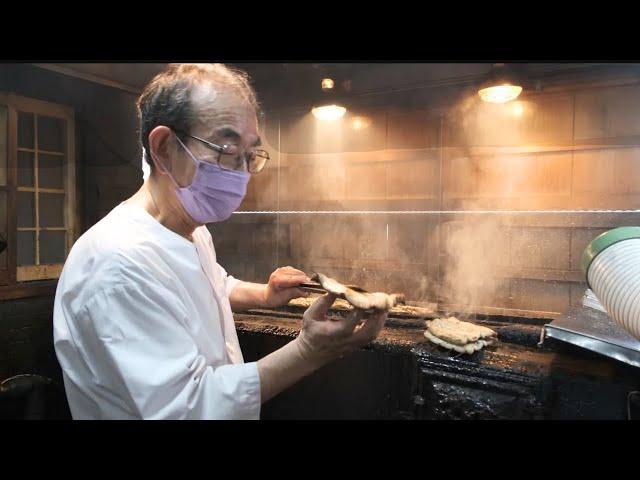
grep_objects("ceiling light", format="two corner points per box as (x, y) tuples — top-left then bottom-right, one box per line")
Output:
(321, 78), (334, 90)
(478, 64), (523, 104)
(312, 104), (346, 121)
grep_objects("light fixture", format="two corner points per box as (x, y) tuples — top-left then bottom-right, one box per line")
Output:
(321, 78), (334, 90)
(478, 84), (522, 103)
(312, 105), (347, 121)
(478, 64), (523, 104)
(312, 76), (348, 121)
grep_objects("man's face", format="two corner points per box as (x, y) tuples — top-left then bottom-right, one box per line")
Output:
(171, 86), (260, 188)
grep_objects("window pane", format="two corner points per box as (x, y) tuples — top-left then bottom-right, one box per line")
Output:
(39, 193), (64, 228)
(18, 191), (35, 228)
(38, 116), (65, 152)
(0, 105), (6, 186)
(18, 112), (34, 149)
(18, 151), (34, 187)
(17, 231), (35, 266)
(40, 231), (65, 264)
(38, 153), (64, 189)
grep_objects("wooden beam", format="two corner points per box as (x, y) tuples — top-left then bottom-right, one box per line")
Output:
(17, 264), (63, 281)
(30, 64), (142, 95)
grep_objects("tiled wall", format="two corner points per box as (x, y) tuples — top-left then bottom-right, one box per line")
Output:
(213, 81), (640, 316)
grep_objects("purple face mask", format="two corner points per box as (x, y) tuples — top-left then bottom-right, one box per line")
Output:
(163, 135), (250, 224)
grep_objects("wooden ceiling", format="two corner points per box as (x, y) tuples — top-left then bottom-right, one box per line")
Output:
(30, 62), (640, 110)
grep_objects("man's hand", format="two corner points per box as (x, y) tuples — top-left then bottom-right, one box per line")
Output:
(263, 266), (310, 308)
(256, 292), (388, 403)
(296, 293), (388, 364)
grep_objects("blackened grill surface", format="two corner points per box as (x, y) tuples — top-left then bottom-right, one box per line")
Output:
(264, 304), (549, 348)
(235, 306), (640, 419)
(238, 308), (586, 377)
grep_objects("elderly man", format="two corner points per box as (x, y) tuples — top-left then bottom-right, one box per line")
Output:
(53, 64), (387, 420)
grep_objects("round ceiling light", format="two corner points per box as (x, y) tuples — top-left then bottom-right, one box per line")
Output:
(311, 104), (347, 121)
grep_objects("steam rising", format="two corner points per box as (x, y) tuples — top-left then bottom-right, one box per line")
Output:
(219, 82), (589, 315)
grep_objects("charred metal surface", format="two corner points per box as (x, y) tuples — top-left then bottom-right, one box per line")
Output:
(411, 345), (551, 419)
(274, 304), (547, 348)
(415, 377), (547, 420)
(234, 307), (640, 419)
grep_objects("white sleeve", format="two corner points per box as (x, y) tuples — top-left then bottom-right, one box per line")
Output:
(202, 226), (242, 297)
(216, 262), (242, 297)
(78, 281), (261, 420)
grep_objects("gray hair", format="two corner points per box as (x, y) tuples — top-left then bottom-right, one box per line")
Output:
(136, 63), (259, 167)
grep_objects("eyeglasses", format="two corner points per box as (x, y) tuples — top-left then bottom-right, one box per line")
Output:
(173, 129), (270, 174)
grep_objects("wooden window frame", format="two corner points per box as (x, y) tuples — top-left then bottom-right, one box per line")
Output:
(0, 92), (77, 300)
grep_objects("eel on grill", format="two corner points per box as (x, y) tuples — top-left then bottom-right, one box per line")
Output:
(311, 272), (405, 311)
(424, 317), (498, 354)
(288, 296), (434, 316)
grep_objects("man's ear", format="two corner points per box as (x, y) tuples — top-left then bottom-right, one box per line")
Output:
(147, 126), (174, 174)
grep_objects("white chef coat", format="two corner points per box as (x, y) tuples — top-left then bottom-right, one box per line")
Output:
(53, 202), (261, 420)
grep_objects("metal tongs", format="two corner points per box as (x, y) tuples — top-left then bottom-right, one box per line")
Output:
(298, 281), (369, 295)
